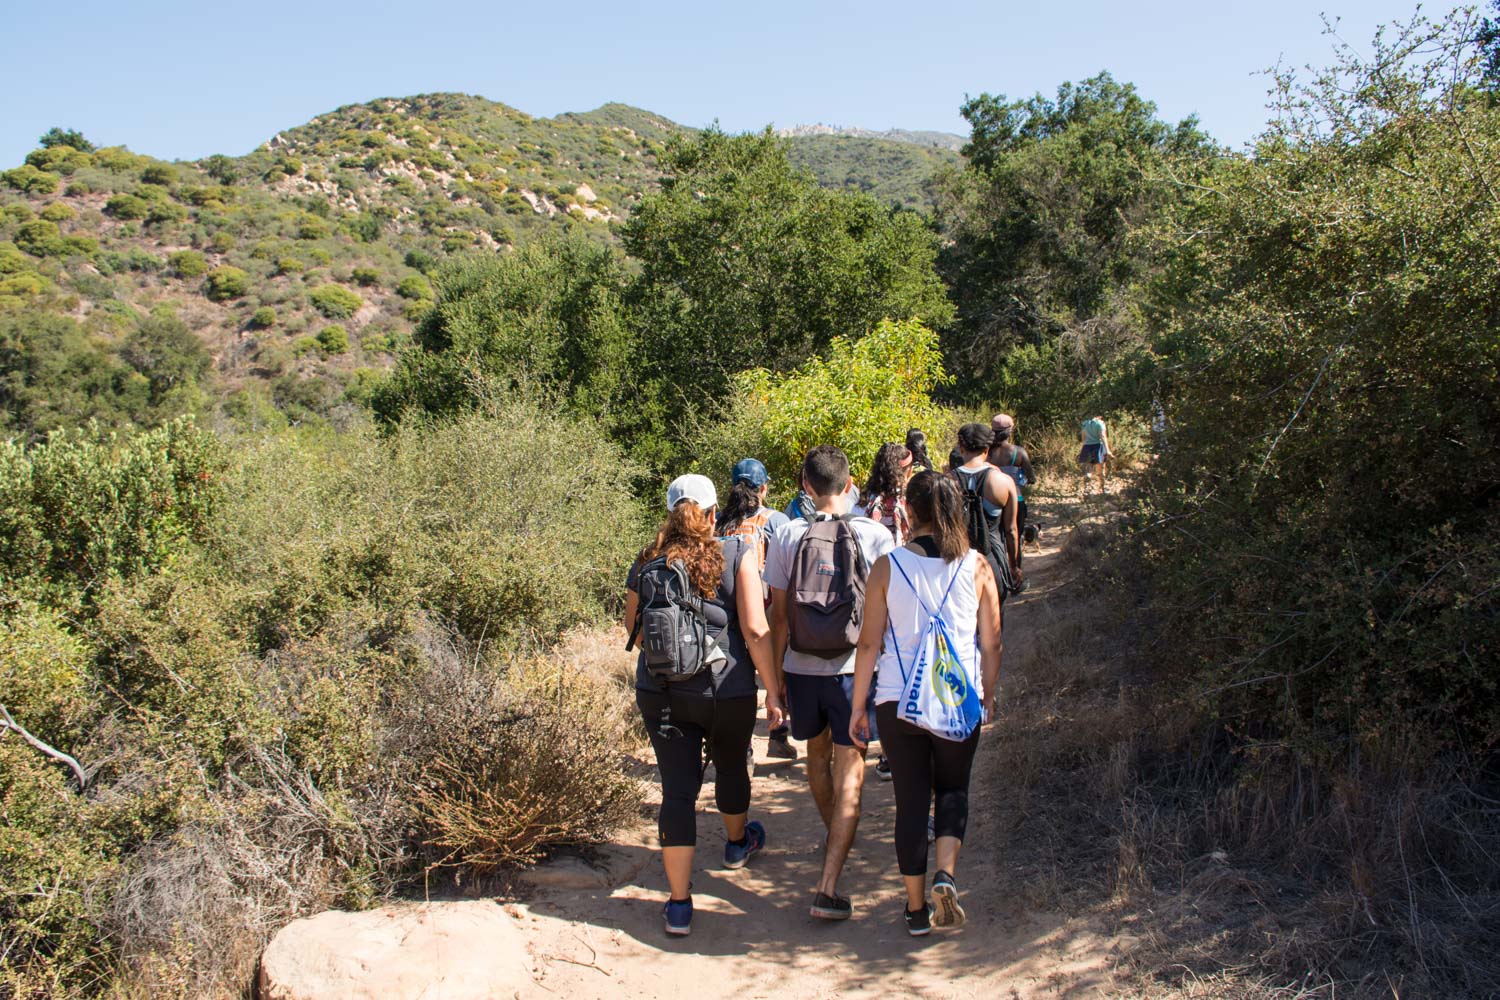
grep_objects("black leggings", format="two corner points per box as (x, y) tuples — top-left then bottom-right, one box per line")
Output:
(875, 701), (981, 877)
(637, 690), (757, 848)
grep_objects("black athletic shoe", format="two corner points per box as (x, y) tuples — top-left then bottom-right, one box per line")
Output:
(905, 902), (934, 937)
(875, 755), (892, 781)
(809, 891), (852, 920)
(931, 871), (966, 929)
(766, 729), (796, 760)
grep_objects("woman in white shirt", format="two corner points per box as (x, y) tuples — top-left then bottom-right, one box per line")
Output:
(849, 470), (1002, 936)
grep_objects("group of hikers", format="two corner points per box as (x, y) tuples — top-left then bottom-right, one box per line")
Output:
(624, 414), (1112, 939)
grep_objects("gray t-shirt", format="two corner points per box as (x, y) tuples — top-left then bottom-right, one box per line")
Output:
(764, 512), (895, 676)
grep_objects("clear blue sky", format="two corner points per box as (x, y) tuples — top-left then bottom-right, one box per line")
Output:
(3, 0), (1427, 167)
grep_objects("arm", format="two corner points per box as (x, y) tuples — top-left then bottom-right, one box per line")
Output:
(769, 586), (790, 706)
(622, 589), (639, 638)
(737, 554), (784, 729)
(974, 558), (1002, 719)
(985, 471), (1023, 580)
(849, 556), (890, 750)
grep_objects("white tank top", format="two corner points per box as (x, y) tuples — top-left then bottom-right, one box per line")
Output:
(875, 547), (981, 705)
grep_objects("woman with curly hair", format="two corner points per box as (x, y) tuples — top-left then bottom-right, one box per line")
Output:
(862, 443), (914, 546)
(624, 474), (786, 938)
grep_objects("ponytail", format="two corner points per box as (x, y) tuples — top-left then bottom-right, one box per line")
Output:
(716, 481), (763, 536)
(906, 471), (968, 562)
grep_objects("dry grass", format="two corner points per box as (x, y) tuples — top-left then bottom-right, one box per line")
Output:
(985, 493), (1500, 999)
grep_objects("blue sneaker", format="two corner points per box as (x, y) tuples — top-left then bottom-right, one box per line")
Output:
(662, 897), (693, 937)
(723, 820), (765, 870)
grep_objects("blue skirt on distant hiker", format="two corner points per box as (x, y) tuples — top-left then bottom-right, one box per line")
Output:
(1078, 443), (1107, 465)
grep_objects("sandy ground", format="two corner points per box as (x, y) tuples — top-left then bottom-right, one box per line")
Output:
(506, 492), (1130, 999)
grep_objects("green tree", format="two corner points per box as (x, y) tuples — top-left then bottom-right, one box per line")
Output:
(315, 324), (349, 354)
(624, 128), (952, 392)
(203, 154), (238, 185)
(373, 234), (643, 442)
(37, 128), (95, 153)
(938, 73), (1210, 408)
(119, 314), (212, 415)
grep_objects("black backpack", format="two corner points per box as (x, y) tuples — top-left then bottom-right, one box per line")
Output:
(786, 515), (867, 655)
(955, 468), (1016, 595)
(627, 556), (713, 683)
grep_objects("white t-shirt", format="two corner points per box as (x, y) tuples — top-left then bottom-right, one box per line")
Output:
(764, 512), (895, 676)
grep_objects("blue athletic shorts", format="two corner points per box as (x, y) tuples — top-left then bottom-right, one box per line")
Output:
(785, 672), (879, 747)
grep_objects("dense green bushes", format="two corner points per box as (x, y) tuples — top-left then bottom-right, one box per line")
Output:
(308, 282), (362, 317)
(1133, 14), (1500, 754)
(0, 399), (646, 995)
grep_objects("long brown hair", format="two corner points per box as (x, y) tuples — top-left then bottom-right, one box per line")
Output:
(906, 471), (969, 562)
(644, 503), (723, 596)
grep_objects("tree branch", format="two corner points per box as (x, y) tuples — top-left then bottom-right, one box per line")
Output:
(0, 703), (90, 791)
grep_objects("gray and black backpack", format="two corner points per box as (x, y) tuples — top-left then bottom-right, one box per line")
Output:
(627, 556), (713, 683)
(787, 515), (867, 656)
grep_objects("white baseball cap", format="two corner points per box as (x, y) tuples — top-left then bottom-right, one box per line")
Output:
(666, 473), (717, 511)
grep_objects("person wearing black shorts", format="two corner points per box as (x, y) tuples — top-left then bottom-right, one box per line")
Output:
(765, 447), (894, 921)
(625, 474), (787, 938)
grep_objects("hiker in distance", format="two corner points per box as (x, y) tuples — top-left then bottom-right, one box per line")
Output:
(986, 414), (1035, 572)
(624, 474), (787, 937)
(717, 458), (796, 760)
(953, 422), (1023, 605)
(850, 470), (1002, 936)
(764, 446), (895, 920)
(1079, 414), (1112, 493)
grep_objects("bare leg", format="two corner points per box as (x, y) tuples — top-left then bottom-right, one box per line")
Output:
(721, 812), (747, 842)
(804, 729), (835, 828)
(904, 873), (926, 911)
(663, 845), (693, 899)
(814, 744), (868, 897)
(934, 835), (962, 876)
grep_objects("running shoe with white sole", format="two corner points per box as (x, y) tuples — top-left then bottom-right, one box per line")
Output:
(905, 902), (934, 937)
(931, 871), (966, 929)
(723, 820), (765, 870)
(663, 897), (693, 936)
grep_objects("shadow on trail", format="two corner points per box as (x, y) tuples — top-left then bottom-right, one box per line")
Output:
(515, 493), (1122, 997)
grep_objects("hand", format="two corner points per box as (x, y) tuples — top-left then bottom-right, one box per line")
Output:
(849, 710), (870, 751)
(764, 695), (787, 732)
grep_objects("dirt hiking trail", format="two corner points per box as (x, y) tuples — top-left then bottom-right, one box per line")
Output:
(504, 490), (1132, 999)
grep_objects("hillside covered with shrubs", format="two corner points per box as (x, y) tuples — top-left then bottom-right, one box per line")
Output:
(2, 6), (1499, 998)
(0, 96), (949, 441)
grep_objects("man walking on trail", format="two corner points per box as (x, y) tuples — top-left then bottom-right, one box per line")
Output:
(1079, 415), (1111, 493)
(765, 446), (894, 921)
(987, 414), (1035, 570)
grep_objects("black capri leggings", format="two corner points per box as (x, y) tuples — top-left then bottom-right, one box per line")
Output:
(636, 690), (758, 848)
(875, 701), (981, 877)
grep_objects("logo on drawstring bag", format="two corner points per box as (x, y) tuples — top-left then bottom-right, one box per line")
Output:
(889, 552), (983, 742)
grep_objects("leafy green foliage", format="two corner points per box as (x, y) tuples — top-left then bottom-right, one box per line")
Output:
(394, 274), (431, 300)
(167, 249), (207, 278)
(2, 165), (61, 194)
(38, 128), (95, 153)
(204, 265), (249, 301)
(938, 72), (1210, 413)
(625, 129), (952, 392)
(249, 306), (277, 328)
(308, 283), (362, 318)
(315, 324), (348, 353)
(103, 192), (150, 220)
(1131, 11), (1500, 753)
(719, 318), (951, 486)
